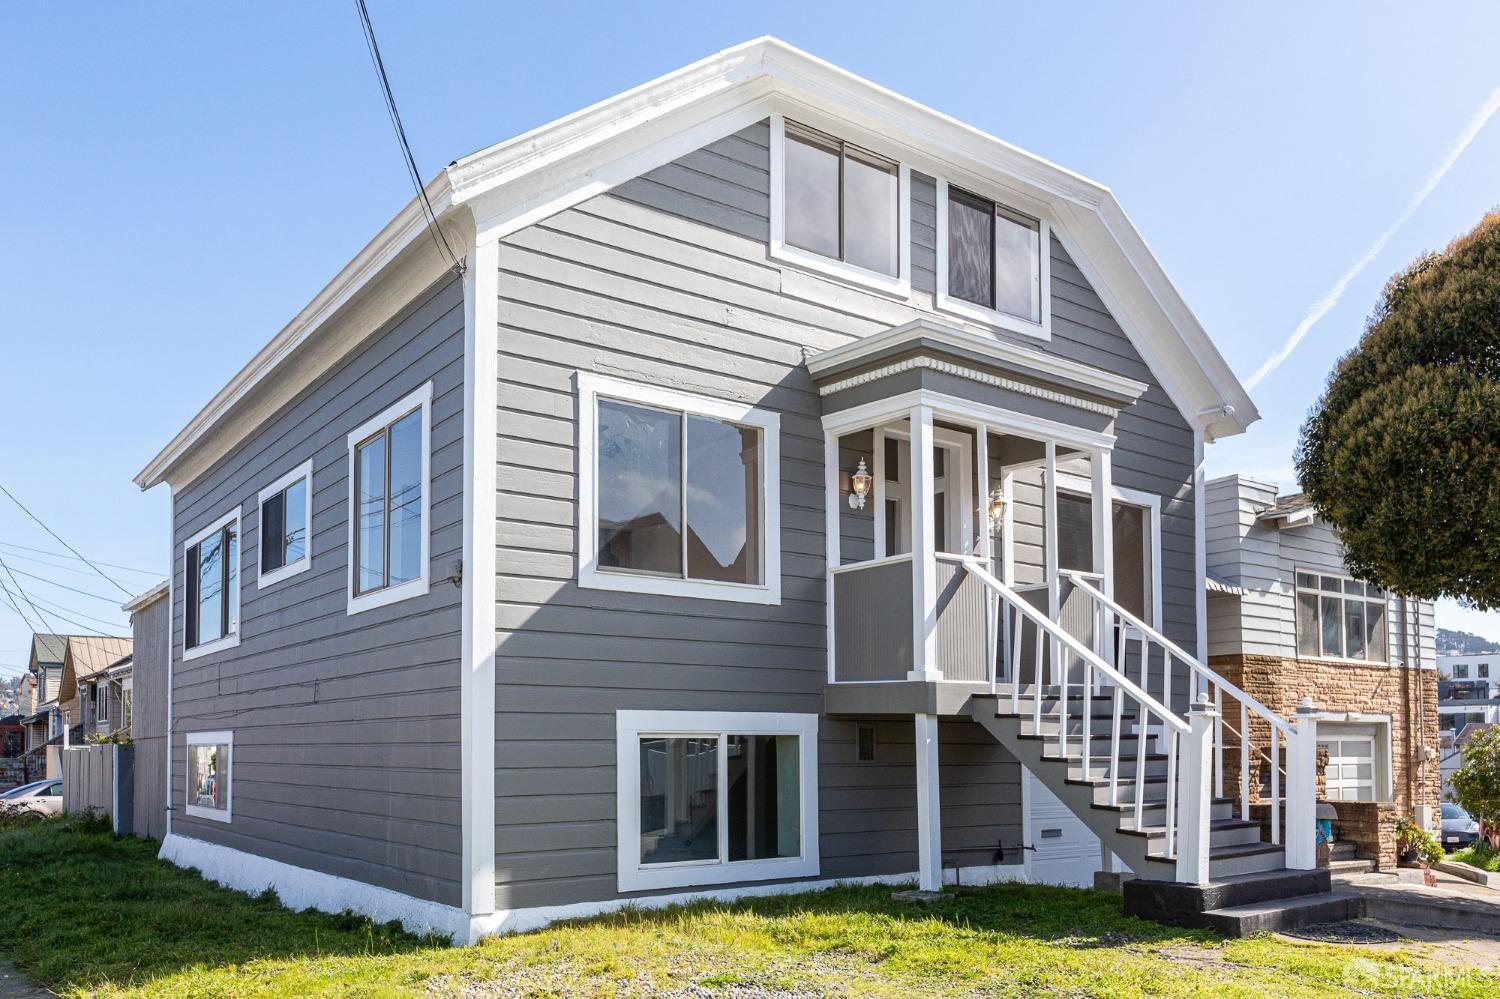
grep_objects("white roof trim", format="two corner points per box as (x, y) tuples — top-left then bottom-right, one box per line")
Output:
(136, 36), (1256, 490)
(121, 580), (169, 614)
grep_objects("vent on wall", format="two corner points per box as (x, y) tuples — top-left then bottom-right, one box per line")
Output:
(856, 724), (877, 763)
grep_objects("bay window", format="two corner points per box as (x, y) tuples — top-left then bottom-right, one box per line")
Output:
(1294, 571), (1388, 662)
(617, 710), (819, 892)
(578, 373), (781, 604)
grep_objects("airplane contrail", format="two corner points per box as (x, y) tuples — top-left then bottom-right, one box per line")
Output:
(1245, 84), (1500, 390)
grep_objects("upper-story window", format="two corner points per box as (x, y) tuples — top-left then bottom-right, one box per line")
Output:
(1454, 663), (1469, 679)
(1295, 571), (1388, 662)
(347, 384), (432, 615)
(770, 116), (910, 296)
(257, 460), (313, 589)
(577, 373), (781, 605)
(184, 508), (241, 660)
(1481, 663), (1491, 679)
(936, 179), (1050, 339)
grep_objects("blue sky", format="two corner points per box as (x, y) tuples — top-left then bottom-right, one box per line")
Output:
(2, 2), (1498, 675)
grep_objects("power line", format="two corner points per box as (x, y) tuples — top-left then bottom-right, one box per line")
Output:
(0, 546), (160, 584)
(0, 539), (162, 577)
(0, 565), (120, 603)
(0, 554), (67, 636)
(24, 591), (126, 631)
(0, 481), (134, 597)
(353, 0), (464, 278)
(0, 577), (40, 634)
(0, 562), (123, 640)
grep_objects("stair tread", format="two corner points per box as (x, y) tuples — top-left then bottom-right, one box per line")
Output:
(1095, 797), (1236, 813)
(1119, 818), (1262, 839)
(1144, 842), (1285, 865)
(1203, 889), (1361, 917)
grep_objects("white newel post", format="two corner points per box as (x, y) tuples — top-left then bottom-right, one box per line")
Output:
(1174, 700), (1216, 885)
(1284, 698), (1319, 870)
(915, 713), (943, 891)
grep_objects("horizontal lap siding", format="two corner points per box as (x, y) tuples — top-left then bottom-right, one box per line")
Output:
(494, 121), (1193, 907)
(169, 277), (465, 906)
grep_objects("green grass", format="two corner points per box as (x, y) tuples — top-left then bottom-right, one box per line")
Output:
(2, 817), (1497, 997)
(1448, 840), (1500, 873)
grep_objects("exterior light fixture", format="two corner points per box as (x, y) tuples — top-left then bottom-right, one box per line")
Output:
(988, 488), (1006, 525)
(849, 458), (872, 510)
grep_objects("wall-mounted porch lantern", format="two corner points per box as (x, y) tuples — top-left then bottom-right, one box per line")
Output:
(849, 457), (872, 510)
(987, 488), (1006, 529)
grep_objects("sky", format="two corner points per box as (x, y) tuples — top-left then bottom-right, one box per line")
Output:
(2, 2), (1499, 676)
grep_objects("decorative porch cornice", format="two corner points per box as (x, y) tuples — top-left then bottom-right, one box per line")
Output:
(817, 355), (1119, 417)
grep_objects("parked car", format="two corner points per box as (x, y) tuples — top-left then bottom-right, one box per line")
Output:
(0, 778), (63, 820)
(1441, 802), (1479, 847)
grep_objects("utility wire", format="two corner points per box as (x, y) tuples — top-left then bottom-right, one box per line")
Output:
(0, 481), (134, 597)
(0, 554), (66, 635)
(0, 563), (123, 640)
(0, 546), (160, 583)
(0, 565), (120, 603)
(354, 0), (465, 278)
(0, 577), (40, 633)
(0, 539), (161, 577)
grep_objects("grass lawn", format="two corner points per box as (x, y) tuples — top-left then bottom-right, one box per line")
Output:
(1448, 840), (1500, 873)
(2, 818), (1497, 997)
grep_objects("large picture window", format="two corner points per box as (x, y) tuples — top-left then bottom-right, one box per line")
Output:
(257, 460), (312, 588)
(185, 730), (232, 823)
(616, 710), (819, 892)
(1295, 571), (1388, 662)
(770, 116), (910, 295)
(346, 384), (431, 614)
(578, 373), (781, 604)
(936, 179), (1050, 338)
(183, 509), (241, 660)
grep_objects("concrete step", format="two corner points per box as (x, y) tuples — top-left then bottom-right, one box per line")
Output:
(1329, 841), (1357, 860)
(1201, 890), (1362, 938)
(1142, 841), (1287, 879)
(1124, 867), (1336, 930)
(1326, 858), (1376, 875)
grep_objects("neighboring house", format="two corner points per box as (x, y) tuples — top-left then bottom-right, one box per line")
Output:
(1437, 653), (1500, 737)
(56, 636), (133, 743)
(1, 714), (23, 758)
(124, 581), (169, 841)
(133, 40), (1371, 942)
(1438, 723), (1491, 801)
(22, 634), (69, 776)
(80, 655), (133, 739)
(1204, 476), (1439, 865)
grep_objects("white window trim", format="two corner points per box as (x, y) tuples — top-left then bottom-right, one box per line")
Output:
(346, 382), (433, 616)
(96, 682), (108, 724)
(184, 729), (233, 824)
(768, 114), (912, 299)
(181, 507), (243, 662)
(576, 372), (782, 605)
(934, 177), (1052, 341)
(1055, 472), (1163, 628)
(256, 459), (315, 590)
(122, 677), (133, 738)
(1293, 568), (1391, 666)
(615, 709), (819, 893)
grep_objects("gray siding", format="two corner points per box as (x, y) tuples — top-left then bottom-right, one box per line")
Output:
(168, 276), (466, 906)
(131, 594), (169, 840)
(492, 119), (1197, 907)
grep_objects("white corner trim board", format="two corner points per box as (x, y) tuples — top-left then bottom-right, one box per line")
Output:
(160, 831), (1027, 946)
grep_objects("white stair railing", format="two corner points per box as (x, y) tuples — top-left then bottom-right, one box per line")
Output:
(963, 561), (1212, 884)
(1063, 572), (1318, 871)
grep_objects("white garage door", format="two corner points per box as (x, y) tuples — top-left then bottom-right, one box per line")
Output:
(1027, 767), (1101, 887)
(1320, 736), (1376, 801)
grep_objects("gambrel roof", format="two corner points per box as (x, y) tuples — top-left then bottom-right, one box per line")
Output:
(137, 37), (1257, 490)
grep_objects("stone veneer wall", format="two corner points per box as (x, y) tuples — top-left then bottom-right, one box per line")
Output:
(1330, 800), (1399, 870)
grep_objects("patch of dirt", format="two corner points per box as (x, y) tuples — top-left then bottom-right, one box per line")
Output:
(1150, 945), (1244, 974)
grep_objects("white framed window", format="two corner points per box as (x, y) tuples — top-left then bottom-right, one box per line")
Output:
(346, 383), (432, 615)
(1454, 664), (1470, 679)
(96, 683), (108, 724)
(122, 678), (133, 737)
(616, 710), (819, 893)
(185, 730), (232, 823)
(183, 507), (242, 662)
(257, 459), (313, 589)
(1054, 474), (1162, 627)
(577, 372), (781, 605)
(1294, 570), (1389, 663)
(935, 177), (1051, 340)
(769, 115), (912, 297)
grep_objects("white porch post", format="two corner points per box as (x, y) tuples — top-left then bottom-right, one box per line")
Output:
(909, 406), (940, 681)
(1174, 700), (1217, 885)
(825, 430), (841, 684)
(1090, 449), (1114, 664)
(915, 712), (943, 891)
(1042, 442), (1059, 687)
(1284, 698), (1320, 870)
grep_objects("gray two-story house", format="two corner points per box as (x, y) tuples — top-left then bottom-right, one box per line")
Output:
(136, 39), (1354, 941)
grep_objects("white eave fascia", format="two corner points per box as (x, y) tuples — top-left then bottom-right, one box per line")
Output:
(133, 173), (457, 490)
(804, 318), (1148, 402)
(121, 580), (169, 614)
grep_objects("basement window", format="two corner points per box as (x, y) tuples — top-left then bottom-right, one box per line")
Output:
(185, 730), (232, 823)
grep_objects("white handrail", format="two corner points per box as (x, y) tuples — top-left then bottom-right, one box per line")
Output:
(963, 561), (1187, 735)
(1063, 572), (1293, 737)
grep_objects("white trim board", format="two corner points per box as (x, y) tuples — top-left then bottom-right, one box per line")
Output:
(576, 372), (782, 605)
(160, 830), (1025, 946)
(136, 37), (1255, 494)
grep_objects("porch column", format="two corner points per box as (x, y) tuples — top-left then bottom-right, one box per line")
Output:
(915, 713), (943, 891)
(1090, 449), (1115, 667)
(1042, 442), (1059, 685)
(908, 405), (940, 681)
(824, 430), (841, 684)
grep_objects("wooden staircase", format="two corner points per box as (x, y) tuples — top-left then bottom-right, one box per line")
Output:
(959, 562), (1349, 935)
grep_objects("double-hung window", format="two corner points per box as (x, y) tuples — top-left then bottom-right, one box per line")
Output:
(577, 373), (781, 604)
(770, 116), (910, 294)
(1294, 571), (1388, 662)
(347, 384), (431, 614)
(937, 179), (1049, 338)
(258, 460), (313, 588)
(183, 508), (241, 660)
(185, 730), (232, 823)
(616, 710), (819, 892)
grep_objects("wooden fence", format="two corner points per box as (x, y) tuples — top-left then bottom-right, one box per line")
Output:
(61, 744), (135, 834)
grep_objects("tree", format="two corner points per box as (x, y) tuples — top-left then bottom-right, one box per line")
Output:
(1450, 726), (1500, 850)
(1296, 211), (1500, 608)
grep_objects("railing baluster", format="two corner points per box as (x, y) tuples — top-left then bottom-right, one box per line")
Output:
(1164, 727), (1179, 859)
(987, 593), (999, 697)
(1213, 685), (1224, 800)
(1270, 728), (1281, 846)
(1057, 633), (1069, 761)
(1010, 604), (1023, 716)
(1109, 685), (1122, 808)
(1163, 647), (1173, 718)
(1134, 707), (1147, 833)
(1239, 701), (1250, 822)
(1083, 661), (1093, 783)
(1032, 620), (1043, 734)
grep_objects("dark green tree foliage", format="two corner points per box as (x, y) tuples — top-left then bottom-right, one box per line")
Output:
(1297, 212), (1500, 608)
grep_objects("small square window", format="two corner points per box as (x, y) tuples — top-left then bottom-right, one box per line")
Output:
(185, 731), (232, 823)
